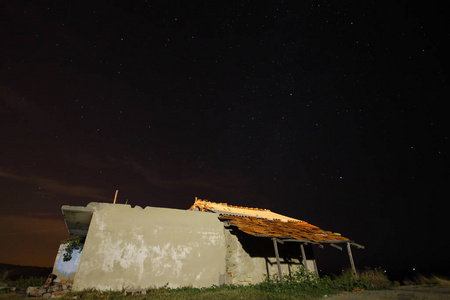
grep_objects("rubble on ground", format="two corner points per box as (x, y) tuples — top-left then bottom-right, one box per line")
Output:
(26, 274), (72, 299)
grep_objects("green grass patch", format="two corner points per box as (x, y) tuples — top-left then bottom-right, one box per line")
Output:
(60, 267), (396, 299)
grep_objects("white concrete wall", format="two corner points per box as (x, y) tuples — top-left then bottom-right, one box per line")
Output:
(73, 204), (227, 291)
(305, 258), (318, 274)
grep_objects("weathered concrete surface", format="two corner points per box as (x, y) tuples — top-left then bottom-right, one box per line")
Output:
(61, 204), (95, 236)
(73, 204), (227, 291)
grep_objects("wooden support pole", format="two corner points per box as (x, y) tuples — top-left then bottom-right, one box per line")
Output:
(300, 243), (307, 269)
(272, 238), (283, 283)
(113, 190), (118, 204)
(347, 242), (358, 279)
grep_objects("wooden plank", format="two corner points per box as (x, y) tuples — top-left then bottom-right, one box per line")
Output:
(272, 238), (283, 283)
(330, 243), (343, 251)
(347, 242), (358, 279)
(350, 242), (365, 249)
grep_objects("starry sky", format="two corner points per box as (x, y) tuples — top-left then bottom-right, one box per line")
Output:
(1, 1), (449, 279)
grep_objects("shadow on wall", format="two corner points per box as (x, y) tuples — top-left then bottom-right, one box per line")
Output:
(226, 226), (312, 278)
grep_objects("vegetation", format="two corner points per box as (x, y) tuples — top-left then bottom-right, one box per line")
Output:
(57, 267), (397, 300)
(403, 274), (450, 286)
(5, 276), (47, 290)
(1, 269), (47, 290)
(61, 236), (85, 262)
(0, 269), (46, 299)
(0, 263), (51, 281)
(0, 267), (402, 299)
(0, 269), (47, 294)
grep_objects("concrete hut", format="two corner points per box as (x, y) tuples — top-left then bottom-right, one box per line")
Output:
(57, 198), (363, 291)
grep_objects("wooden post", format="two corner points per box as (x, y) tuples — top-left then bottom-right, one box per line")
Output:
(113, 190), (118, 204)
(300, 243), (307, 269)
(347, 242), (358, 279)
(272, 238), (283, 283)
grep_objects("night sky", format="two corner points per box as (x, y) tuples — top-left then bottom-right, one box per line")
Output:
(1, 1), (449, 279)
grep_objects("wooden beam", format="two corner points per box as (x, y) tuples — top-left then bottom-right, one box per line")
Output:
(300, 243), (307, 268)
(281, 239), (308, 243)
(350, 242), (365, 249)
(282, 239), (322, 247)
(272, 238), (283, 283)
(347, 242), (358, 279)
(330, 243), (343, 251)
(274, 238), (284, 244)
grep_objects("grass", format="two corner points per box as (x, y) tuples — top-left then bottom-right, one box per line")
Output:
(53, 267), (397, 300)
(403, 274), (450, 286)
(0, 270), (47, 290)
(4, 267), (448, 299)
(0, 267), (402, 299)
(0, 270), (47, 299)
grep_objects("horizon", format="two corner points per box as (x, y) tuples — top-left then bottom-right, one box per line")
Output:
(2, 199), (450, 282)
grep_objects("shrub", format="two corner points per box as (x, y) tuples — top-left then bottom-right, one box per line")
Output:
(61, 236), (85, 262)
(359, 267), (394, 289)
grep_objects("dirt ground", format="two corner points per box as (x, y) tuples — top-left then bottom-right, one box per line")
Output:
(325, 285), (450, 299)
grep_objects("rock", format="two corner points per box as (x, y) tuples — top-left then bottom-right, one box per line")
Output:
(124, 288), (153, 295)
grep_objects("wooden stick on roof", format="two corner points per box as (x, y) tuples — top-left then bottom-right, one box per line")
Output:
(113, 190), (118, 204)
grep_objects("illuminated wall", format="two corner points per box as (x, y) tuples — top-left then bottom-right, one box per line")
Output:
(52, 244), (81, 282)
